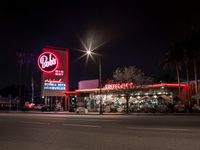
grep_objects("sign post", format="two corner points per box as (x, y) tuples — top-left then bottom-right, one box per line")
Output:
(38, 47), (69, 111)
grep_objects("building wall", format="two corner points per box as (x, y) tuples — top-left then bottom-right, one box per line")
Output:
(78, 79), (99, 89)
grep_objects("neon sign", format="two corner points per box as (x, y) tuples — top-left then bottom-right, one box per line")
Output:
(38, 52), (58, 73)
(105, 83), (134, 89)
(44, 83), (66, 90)
(44, 78), (66, 90)
(44, 78), (62, 84)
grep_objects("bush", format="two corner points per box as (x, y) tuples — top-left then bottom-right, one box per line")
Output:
(117, 106), (124, 112)
(104, 106), (111, 113)
(76, 107), (88, 114)
(157, 105), (168, 113)
(192, 104), (200, 112)
(174, 104), (185, 112)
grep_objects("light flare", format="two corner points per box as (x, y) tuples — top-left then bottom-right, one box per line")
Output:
(73, 35), (104, 65)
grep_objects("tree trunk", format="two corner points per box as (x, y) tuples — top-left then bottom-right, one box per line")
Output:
(193, 59), (199, 106)
(18, 61), (22, 111)
(193, 59), (198, 94)
(176, 63), (181, 95)
(126, 96), (129, 113)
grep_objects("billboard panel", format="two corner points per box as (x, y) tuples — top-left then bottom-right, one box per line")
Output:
(38, 47), (69, 96)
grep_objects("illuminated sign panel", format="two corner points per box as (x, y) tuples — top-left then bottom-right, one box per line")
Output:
(44, 83), (66, 90)
(38, 47), (69, 96)
(38, 52), (58, 73)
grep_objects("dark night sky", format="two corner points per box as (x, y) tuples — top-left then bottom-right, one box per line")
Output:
(0, 0), (200, 89)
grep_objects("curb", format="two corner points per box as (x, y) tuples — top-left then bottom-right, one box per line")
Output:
(1, 111), (200, 116)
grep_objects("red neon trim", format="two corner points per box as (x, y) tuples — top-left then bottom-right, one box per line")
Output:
(76, 83), (189, 93)
(65, 91), (77, 94)
(37, 52), (59, 73)
(145, 83), (187, 88)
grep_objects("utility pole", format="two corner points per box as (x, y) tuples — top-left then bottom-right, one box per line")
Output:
(99, 58), (103, 114)
(31, 72), (34, 103)
(9, 94), (11, 112)
(17, 99), (19, 111)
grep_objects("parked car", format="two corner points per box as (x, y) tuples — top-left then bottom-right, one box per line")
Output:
(41, 105), (50, 111)
(34, 104), (45, 111)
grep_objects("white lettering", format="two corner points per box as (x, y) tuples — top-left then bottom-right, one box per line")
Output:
(40, 54), (57, 69)
(44, 78), (62, 84)
(105, 83), (134, 89)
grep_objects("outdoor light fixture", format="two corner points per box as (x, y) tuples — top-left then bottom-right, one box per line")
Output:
(85, 50), (103, 115)
(86, 50), (91, 55)
(76, 35), (104, 114)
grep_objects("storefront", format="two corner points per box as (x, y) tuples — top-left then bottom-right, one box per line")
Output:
(75, 81), (191, 113)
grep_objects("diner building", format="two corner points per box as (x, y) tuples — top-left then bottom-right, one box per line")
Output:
(75, 79), (194, 112)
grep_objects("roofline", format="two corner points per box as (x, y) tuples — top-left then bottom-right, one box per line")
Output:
(75, 83), (188, 93)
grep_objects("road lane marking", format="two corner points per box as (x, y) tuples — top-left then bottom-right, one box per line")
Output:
(127, 127), (192, 132)
(20, 121), (50, 125)
(62, 123), (101, 128)
(61, 119), (118, 122)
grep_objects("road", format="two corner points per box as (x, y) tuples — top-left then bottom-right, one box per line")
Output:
(0, 113), (200, 150)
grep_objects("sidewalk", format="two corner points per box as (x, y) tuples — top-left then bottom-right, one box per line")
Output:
(1, 111), (200, 116)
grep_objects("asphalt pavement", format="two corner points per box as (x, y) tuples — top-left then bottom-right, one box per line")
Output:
(0, 113), (200, 150)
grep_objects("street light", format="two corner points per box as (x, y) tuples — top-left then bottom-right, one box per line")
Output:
(99, 58), (103, 114)
(76, 33), (105, 114)
(86, 50), (103, 114)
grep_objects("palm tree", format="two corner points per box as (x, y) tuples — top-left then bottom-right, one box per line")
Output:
(186, 34), (200, 94)
(25, 49), (36, 103)
(162, 43), (183, 95)
(179, 42), (191, 107)
(184, 33), (200, 106)
(162, 32), (200, 106)
(16, 49), (25, 106)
